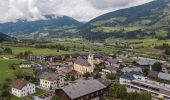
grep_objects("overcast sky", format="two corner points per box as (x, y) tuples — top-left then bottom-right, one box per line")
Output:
(0, 0), (154, 23)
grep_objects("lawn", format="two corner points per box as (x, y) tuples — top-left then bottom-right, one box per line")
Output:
(105, 38), (170, 54)
(0, 59), (33, 84)
(0, 59), (21, 84)
(2, 46), (71, 55)
(32, 88), (47, 96)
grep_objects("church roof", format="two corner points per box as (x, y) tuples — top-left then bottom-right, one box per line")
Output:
(74, 58), (91, 67)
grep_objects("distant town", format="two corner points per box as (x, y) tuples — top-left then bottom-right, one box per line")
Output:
(1, 0), (170, 100)
(5, 47), (170, 100)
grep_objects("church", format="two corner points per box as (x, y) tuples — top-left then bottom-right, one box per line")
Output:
(73, 51), (94, 74)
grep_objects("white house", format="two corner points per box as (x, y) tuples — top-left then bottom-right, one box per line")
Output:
(39, 73), (65, 90)
(11, 79), (36, 97)
(19, 61), (32, 68)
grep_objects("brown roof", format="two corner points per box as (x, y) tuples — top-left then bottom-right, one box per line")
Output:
(12, 79), (29, 90)
(107, 58), (118, 64)
(47, 62), (60, 66)
(65, 58), (76, 62)
(61, 67), (73, 74)
(74, 58), (91, 67)
(148, 71), (159, 78)
(39, 73), (59, 81)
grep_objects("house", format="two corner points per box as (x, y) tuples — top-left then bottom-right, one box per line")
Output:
(102, 66), (119, 74)
(148, 71), (170, 81)
(137, 58), (165, 68)
(58, 66), (82, 79)
(35, 67), (50, 75)
(39, 73), (65, 90)
(148, 71), (159, 79)
(106, 58), (118, 66)
(158, 72), (170, 81)
(19, 61), (32, 68)
(120, 71), (145, 85)
(11, 79), (36, 97)
(47, 62), (61, 69)
(29, 54), (41, 61)
(56, 80), (106, 100)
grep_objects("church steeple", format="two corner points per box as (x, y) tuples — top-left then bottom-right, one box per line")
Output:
(88, 47), (94, 68)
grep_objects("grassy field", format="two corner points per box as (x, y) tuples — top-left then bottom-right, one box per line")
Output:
(1, 39), (116, 55)
(0, 59), (33, 84)
(105, 38), (170, 54)
(2, 46), (71, 55)
(0, 59), (21, 83)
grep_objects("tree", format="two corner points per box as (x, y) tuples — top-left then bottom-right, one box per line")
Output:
(1, 90), (11, 99)
(124, 92), (151, 100)
(83, 72), (91, 79)
(165, 48), (170, 55)
(2, 84), (9, 90)
(18, 52), (24, 58)
(5, 78), (11, 84)
(93, 73), (101, 79)
(136, 92), (151, 100)
(24, 50), (32, 57)
(51, 95), (60, 100)
(106, 73), (119, 80)
(108, 83), (127, 99)
(152, 62), (162, 72)
(70, 75), (76, 81)
(3, 48), (12, 54)
(15, 68), (24, 78)
(143, 67), (149, 76)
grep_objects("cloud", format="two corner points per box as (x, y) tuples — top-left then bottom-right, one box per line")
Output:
(0, 0), (154, 23)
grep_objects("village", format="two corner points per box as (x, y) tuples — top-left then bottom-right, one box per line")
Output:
(8, 48), (170, 100)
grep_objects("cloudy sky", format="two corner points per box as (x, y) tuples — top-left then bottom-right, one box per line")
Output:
(0, 0), (154, 23)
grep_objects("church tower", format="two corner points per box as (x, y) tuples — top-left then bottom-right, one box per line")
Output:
(88, 48), (94, 68)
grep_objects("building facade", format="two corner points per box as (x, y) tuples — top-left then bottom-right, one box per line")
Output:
(39, 73), (65, 90)
(73, 53), (94, 74)
(19, 61), (32, 68)
(11, 79), (35, 97)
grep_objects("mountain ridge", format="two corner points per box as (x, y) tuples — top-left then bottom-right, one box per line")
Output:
(0, 15), (83, 38)
(79, 0), (170, 40)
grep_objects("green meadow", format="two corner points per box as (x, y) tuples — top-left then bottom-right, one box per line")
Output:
(0, 59), (33, 84)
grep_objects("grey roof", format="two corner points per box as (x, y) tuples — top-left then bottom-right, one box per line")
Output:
(22, 61), (32, 65)
(39, 73), (59, 81)
(105, 66), (119, 72)
(62, 80), (106, 99)
(97, 78), (112, 87)
(158, 72), (170, 81)
(137, 59), (159, 66)
(121, 72), (135, 80)
(74, 58), (91, 67)
(121, 71), (141, 80)
(122, 67), (142, 73)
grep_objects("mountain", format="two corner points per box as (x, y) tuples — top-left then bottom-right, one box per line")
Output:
(0, 32), (15, 43)
(0, 15), (83, 38)
(80, 0), (170, 40)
